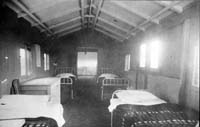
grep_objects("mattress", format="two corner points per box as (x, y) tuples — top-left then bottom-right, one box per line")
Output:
(0, 95), (65, 127)
(21, 77), (61, 103)
(112, 103), (199, 127)
(108, 90), (166, 112)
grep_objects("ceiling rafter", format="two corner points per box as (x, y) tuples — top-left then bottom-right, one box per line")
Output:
(96, 24), (127, 40)
(58, 27), (82, 37)
(100, 9), (145, 32)
(93, 0), (104, 28)
(88, 0), (93, 27)
(40, 16), (93, 33)
(17, 1), (71, 18)
(54, 23), (82, 34)
(80, 0), (85, 27)
(127, 1), (181, 38)
(32, 6), (89, 27)
(95, 28), (123, 42)
(112, 1), (159, 24)
(98, 17), (135, 36)
(5, 0), (53, 36)
(48, 17), (81, 30)
(154, 1), (183, 13)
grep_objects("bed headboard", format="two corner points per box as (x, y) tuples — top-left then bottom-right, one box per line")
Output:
(102, 78), (129, 87)
(99, 68), (114, 75)
(55, 67), (76, 75)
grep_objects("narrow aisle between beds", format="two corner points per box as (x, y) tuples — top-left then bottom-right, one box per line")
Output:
(62, 81), (110, 127)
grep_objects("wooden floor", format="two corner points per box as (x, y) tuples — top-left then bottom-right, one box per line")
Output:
(62, 78), (111, 127)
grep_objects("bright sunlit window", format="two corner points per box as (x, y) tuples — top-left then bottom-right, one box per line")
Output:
(27, 50), (32, 76)
(44, 53), (50, 71)
(46, 54), (50, 70)
(140, 44), (146, 68)
(150, 40), (160, 69)
(20, 48), (33, 76)
(20, 48), (26, 76)
(35, 44), (41, 67)
(192, 46), (199, 87)
(125, 54), (131, 71)
(44, 53), (47, 71)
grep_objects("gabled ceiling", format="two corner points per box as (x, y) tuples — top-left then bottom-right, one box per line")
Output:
(5, 0), (195, 42)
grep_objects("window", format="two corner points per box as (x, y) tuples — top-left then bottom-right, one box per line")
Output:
(192, 46), (199, 87)
(140, 44), (146, 68)
(46, 54), (50, 70)
(44, 53), (50, 71)
(27, 50), (32, 76)
(20, 48), (32, 76)
(35, 44), (41, 67)
(150, 41), (160, 69)
(20, 48), (26, 76)
(44, 53), (47, 71)
(77, 52), (97, 75)
(125, 54), (131, 71)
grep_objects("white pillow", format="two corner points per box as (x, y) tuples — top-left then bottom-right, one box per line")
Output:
(0, 95), (50, 104)
(56, 73), (75, 78)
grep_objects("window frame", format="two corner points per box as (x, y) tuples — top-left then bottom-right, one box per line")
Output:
(124, 54), (131, 71)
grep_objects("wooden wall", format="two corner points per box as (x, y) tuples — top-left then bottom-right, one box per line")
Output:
(123, 2), (199, 111)
(50, 29), (125, 76)
(0, 7), (53, 96)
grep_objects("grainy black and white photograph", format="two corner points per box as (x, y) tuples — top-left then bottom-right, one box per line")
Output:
(0, 0), (199, 127)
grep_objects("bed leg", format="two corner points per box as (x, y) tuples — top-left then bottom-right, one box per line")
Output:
(71, 85), (73, 100)
(111, 111), (113, 127)
(101, 86), (104, 100)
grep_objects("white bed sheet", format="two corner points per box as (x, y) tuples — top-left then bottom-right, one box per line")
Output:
(108, 90), (166, 112)
(0, 95), (65, 127)
(0, 119), (25, 127)
(21, 77), (61, 103)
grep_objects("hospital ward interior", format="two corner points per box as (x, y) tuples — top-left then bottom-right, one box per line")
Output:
(0, 0), (199, 127)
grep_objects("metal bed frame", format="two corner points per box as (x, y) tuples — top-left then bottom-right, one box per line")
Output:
(101, 78), (129, 100)
(55, 67), (76, 75)
(60, 77), (73, 100)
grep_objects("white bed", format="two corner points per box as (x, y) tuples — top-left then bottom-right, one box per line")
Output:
(20, 77), (61, 103)
(109, 90), (166, 127)
(0, 95), (65, 127)
(108, 90), (166, 112)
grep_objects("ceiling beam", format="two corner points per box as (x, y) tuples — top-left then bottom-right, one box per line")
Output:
(98, 17), (135, 36)
(100, 9), (145, 32)
(112, 1), (159, 24)
(93, 0), (104, 28)
(17, 0), (69, 18)
(154, 1), (183, 13)
(96, 24), (127, 40)
(54, 23), (82, 34)
(48, 17), (81, 30)
(127, 1), (181, 38)
(6, 1), (53, 36)
(95, 28), (123, 42)
(40, 16), (92, 33)
(88, 0), (93, 27)
(32, 6), (89, 27)
(58, 27), (82, 37)
(80, 0), (85, 27)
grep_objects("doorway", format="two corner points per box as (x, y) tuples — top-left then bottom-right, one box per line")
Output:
(77, 51), (98, 76)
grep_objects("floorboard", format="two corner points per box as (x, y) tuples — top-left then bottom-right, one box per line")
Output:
(62, 78), (111, 127)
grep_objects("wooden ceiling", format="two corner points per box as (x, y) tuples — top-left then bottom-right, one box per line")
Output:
(5, 0), (195, 42)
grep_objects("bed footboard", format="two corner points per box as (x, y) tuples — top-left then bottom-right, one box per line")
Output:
(101, 78), (129, 100)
